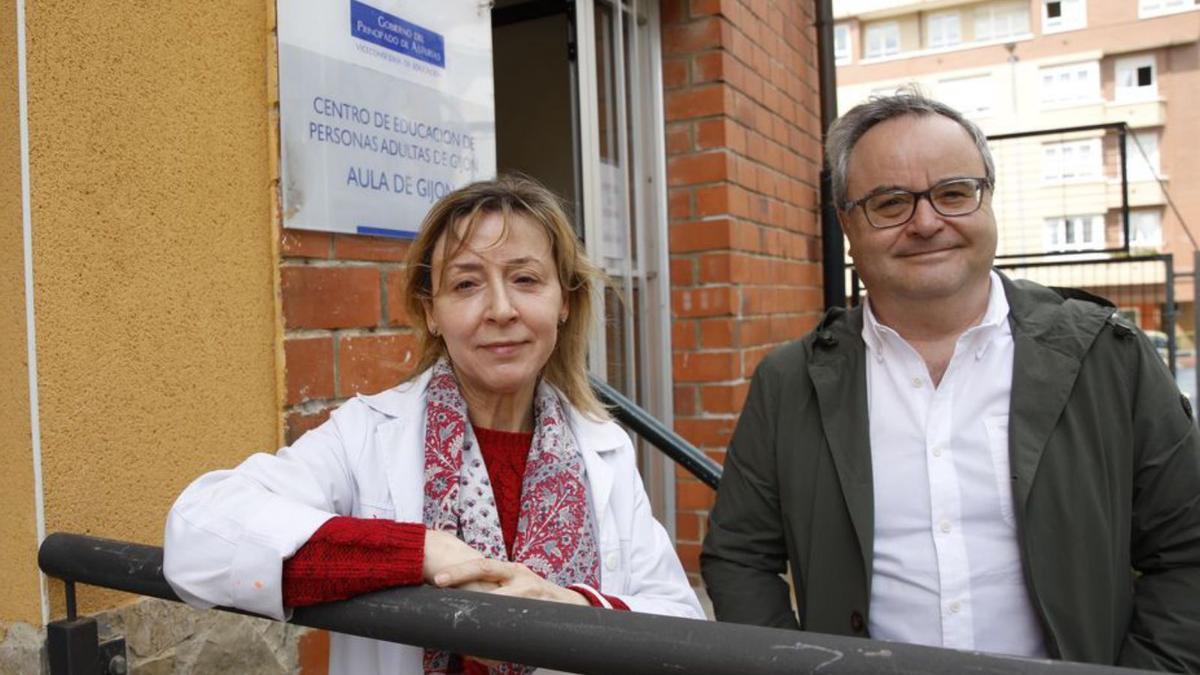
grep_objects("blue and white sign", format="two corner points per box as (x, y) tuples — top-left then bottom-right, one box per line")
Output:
(278, 0), (495, 238)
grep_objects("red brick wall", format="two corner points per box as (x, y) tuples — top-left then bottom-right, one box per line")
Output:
(279, 229), (418, 444)
(662, 0), (825, 581)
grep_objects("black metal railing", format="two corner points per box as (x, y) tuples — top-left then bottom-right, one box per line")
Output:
(590, 375), (723, 489)
(38, 532), (1151, 675)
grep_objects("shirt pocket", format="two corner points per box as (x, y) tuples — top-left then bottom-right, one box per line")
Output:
(984, 414), (1017, 529)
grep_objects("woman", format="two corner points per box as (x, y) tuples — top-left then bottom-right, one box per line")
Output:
(163, 176), (703, 674)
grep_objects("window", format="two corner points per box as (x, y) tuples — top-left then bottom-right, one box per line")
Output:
(1043, 0), (1086, 32)
(1115, 55), (1157, 101)
(927, 12), (962, 49)
(1129, 209), (1163, 247)
(1042, 138), (1102, 182)
(1139, 0), (1197, 18)
(834, 24), (852, 64)
(975, 2), (1031, 40)
(937, 75), (994, 117)
(1039, 61), (1099, 106)
(1126, 130), (1161, 181)
(864, 21), (900, 58)
(1045, 215), (1104, 251)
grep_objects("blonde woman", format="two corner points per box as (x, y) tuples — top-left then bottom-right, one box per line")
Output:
(164, 176), (702, 674)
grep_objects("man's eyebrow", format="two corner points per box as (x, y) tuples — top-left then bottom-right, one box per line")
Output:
(850, 184), (908, 203)
(863, 184), (907, 196)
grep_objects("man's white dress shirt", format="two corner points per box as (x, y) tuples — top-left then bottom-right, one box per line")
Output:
(862, 272), (1048, 657)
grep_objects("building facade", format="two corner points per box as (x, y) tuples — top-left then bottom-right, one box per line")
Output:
(3, 0), (824, 671)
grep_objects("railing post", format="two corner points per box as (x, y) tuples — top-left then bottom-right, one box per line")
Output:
(44, 580), (127, 675)
(46, 615), (99, 675)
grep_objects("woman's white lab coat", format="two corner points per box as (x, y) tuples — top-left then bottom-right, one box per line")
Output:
(163, 369), (703, 674)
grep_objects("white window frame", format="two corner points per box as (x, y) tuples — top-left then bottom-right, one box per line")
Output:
(864, 21), (900, 59)
(1115, 54), (1158, 102)
(926, 11), (962, 49)
(1039, 60), (1100, 107)
(1045, 214), (1104, 251)
(1139, 0), (1197, 19)
(975, 2), (1031, 41)
(1129, 209), (1163, 247)
(573, 0), (676, 527)
(1042, 0), (1087, 33)
(834, 23), (852, 64)
(1126, 130), (1161, 182)
(1042, 138), (1103, 183)
(937, 74), (994, 117)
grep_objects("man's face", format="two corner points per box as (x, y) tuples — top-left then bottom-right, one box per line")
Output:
(840, 114), (997, 305)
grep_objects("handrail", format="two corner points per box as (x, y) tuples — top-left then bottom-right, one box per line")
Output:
(39, 532), (1150, 675)
(590, 374), (723, 489)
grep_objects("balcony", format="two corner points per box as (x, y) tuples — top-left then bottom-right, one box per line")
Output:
(1105, 99), (1167, 128)
(1107, 178), (1168, 209)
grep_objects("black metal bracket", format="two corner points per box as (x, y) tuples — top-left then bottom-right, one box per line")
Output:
(45, 581), (127, 675)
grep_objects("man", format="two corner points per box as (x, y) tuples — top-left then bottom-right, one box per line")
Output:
(700, 91), (1200, 671)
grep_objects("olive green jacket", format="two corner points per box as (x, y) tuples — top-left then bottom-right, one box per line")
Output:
(701, 275), (1200, 671)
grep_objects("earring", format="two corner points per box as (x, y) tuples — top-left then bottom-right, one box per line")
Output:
(429, 326), (439, 337)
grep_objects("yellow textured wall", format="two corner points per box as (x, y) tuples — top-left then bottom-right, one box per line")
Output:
(21, 0), (280, 617)
(0, 0), (44, 628)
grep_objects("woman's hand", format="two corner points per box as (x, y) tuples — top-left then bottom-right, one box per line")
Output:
(422, 530), (498, 592)
(433, 559), (590, 606)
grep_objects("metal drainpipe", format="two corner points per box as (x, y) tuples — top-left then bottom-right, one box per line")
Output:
(816, 0), (844, 310)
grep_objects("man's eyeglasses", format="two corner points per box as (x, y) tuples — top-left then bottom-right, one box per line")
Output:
(843, 177), (992, 229)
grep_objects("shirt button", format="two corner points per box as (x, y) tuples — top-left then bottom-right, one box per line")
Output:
(605, 551), (619, 571)
(911, 377), (923, 388)
(931, 446), (943, 458)
(939, 521), (952, 534)
(949, 601), (962, 614)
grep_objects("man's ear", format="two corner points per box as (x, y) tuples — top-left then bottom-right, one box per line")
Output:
(836, 210), (855, 257)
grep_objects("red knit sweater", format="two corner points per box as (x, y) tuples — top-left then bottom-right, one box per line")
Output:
(281, 426), (630, 613)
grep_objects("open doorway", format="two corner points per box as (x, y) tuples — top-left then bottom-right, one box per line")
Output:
(490, 0), (676, 531)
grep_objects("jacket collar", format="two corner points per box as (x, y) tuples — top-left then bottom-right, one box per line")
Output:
(999, 271), (1110, 511)
(808, 304), (874, 582)
(356, 368), (624, 455)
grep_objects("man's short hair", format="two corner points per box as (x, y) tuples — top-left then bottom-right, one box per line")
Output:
(825, 87), (996, 209)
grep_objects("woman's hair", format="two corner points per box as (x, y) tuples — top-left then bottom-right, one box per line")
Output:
(403, 175), (609, 419)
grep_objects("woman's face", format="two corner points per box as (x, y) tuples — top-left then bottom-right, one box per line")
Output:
(426, 212), (567, 404)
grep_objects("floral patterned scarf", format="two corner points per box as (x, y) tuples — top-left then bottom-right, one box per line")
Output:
(421, 359), (600, 674)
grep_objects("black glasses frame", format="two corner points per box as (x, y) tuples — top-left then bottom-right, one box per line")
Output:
(844, 176), (993, 230)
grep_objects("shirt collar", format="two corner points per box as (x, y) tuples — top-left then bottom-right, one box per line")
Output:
(861, 270), (1010, 358)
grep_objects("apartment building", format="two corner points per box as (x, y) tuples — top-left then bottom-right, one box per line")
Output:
(833, 0), (1200, 348)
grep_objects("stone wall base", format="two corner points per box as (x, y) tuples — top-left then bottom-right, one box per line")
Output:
(1, 598), (314, 674)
